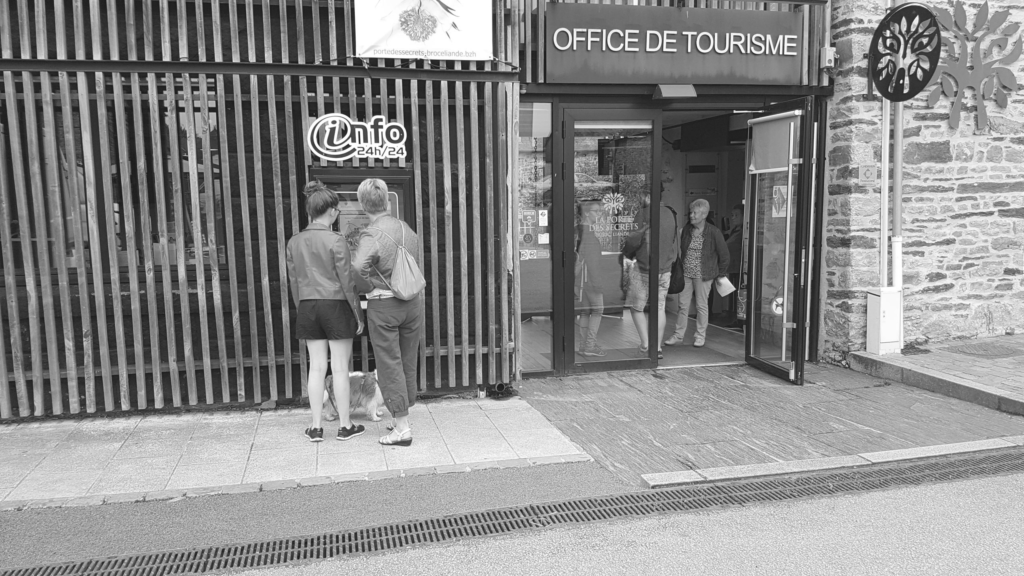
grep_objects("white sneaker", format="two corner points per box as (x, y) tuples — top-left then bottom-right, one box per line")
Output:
(664, 335), (684, 346)
(694, 337), (705, 348)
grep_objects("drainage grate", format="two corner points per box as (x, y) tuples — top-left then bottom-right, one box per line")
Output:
(5, 447), (1024, 576)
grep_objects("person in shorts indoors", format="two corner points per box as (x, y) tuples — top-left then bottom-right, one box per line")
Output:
(286, 181), (365, 442)
(664, 198), (729, 348)
(621, 194), (678, 359)
(353, 178), (423, 447)
(576, 199), (606, 357)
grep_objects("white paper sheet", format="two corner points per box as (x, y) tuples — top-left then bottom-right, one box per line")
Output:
(716, 276), (736, 297)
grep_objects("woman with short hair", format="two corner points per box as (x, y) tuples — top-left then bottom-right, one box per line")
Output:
(352, 178), (423, 447)
(286, 181), (365, 442)
(664, 198), (730, 348)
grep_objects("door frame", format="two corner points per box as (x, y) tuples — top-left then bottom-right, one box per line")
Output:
(742, 96), (817, 385)
(553, 105), (663, 375)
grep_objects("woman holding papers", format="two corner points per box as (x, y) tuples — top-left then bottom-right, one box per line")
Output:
(663, 198), (730, 348)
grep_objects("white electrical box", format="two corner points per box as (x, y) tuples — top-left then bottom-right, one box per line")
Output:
(867, 287), (902, 355)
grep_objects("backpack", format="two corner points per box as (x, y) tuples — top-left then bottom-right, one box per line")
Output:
(371, 223), (426, 300)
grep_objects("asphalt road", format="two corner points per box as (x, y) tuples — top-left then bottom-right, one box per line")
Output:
(233, 471), (1024, 576)
(0, 461), (635, 569)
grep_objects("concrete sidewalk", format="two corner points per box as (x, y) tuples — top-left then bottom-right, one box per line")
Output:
(6, 356), (1024, 510)
(850, 334), (1024, 416)
(0, 397), (590, 508)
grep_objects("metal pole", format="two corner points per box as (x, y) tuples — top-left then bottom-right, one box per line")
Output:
(893, 103), (904, 275)
(879, 102), (890, 288)
(878, 0), (892, 290)
(892, 7), (905, 350)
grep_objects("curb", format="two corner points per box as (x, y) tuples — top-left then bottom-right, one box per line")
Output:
(0, 453), (594, 512)
(848, 351), (1024, 416)
(642, 436), (1024, 489)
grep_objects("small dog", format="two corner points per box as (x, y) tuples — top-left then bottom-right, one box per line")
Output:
(312, 371), (385, 422)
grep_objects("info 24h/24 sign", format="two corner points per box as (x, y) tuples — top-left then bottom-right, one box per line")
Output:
(307, 114), (407, 163)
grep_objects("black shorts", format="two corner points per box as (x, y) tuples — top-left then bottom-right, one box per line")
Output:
(295, 300), (358, 340)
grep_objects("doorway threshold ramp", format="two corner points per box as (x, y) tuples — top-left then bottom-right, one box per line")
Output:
(5, 446), (1024, 576)
(657, 360), (746, 370)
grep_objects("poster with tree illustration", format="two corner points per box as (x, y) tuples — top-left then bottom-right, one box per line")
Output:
(356, 0), (493, 61)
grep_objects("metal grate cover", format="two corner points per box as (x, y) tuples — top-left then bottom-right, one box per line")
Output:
(4, 447), (1024, 576)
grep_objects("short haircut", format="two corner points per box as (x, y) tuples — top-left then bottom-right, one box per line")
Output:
(303, 180), (337, 219)
(357, 178), (390, 214)
(690, 198), (710, 214)
(732, 203), (744, 211)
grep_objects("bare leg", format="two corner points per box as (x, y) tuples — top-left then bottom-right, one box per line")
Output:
(630, 309), (649, 350)
(394, 415), (410, 434)
(306, 340), (329, 429)
(657, 306), (667, 351)
(328, 339), (354, 429)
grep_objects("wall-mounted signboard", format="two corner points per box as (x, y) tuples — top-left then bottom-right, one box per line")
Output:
(545, 4), (804, 85)
(355, 0), (494, 61)
(307, 114), (407, 163)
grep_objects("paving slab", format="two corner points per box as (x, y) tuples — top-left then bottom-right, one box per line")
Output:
(859, 438), (1017, 463)
(519, 363), (1024, 487)
(0, 397), (586, 507)
(315, 449), (388, 476)
(166, 462), (247, 490)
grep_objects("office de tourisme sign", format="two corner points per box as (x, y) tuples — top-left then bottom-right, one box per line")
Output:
(545, 4), (804, 85)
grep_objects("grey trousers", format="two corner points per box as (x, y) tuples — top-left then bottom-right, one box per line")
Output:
(670, 277), (714, 341)
(367, 297), (423, 418)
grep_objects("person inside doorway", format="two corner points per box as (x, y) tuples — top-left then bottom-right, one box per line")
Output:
(622, 193), (677, 359)
(664, 198), (729, 348)
(724, 203), (744, 328)
(576, 199), (606, 357)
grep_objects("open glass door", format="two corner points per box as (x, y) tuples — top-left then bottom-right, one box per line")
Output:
(560, 109), (661, 373)
(744, 98), (815, 384)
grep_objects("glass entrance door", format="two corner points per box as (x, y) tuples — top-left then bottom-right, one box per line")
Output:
(744, 98), (815, 384)
(560, 109), (661, 372)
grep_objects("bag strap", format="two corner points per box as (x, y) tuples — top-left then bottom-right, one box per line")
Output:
(368, 221), (412, 292)
(372, 222), (405, 250)
(369, 222), (401, 290)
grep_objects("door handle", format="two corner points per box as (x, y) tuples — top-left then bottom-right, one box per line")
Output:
(800, 249), (806, 287)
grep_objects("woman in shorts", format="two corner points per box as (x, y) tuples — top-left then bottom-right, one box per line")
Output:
(286, 181), (365, 442)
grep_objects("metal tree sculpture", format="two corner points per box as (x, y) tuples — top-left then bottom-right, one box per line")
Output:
(926, 0), (1022, 131)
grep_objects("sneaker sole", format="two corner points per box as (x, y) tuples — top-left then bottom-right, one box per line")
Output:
(303, 432), (324, 443)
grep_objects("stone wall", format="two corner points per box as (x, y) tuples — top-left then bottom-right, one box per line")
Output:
(823, 0), (1024, 364)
